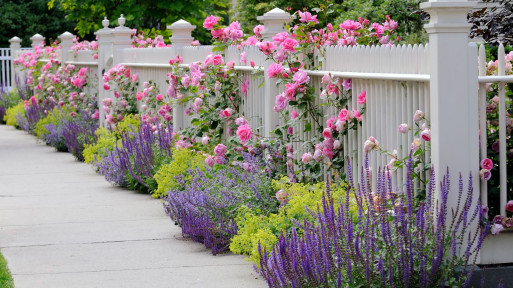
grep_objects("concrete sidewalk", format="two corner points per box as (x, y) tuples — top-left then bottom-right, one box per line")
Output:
(0, 125), (266, 288)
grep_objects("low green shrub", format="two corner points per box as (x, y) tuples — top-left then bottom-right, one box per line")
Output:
(153, 147), (206, 198)
(4, 102), (25, 128)
(230, 178), (356, 265)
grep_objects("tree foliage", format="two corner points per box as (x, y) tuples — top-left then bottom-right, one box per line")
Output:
(48, 0), (230, 44)
(469, 0), (513, 46)
(232, 0), (427, 44)
(0, 0), (74, 47)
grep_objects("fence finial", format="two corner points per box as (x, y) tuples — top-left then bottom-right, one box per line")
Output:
(30, 33), (45, 48)
(167, 19), (196, 48)
(118, 14), (126, 27)
(59, 32), (75, 63)
(102, 17), (110, 29)
(257, 7), (292, 41)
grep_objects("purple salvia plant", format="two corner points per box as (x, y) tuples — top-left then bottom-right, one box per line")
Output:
(62, 111), (98, 161)
(162, 166), (276, 255)
(257, 152), (490, 288)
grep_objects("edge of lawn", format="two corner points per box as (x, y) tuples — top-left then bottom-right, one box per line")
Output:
(0, 250), (14, 288)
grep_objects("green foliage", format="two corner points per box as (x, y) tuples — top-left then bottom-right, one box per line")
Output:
(4, 102), (24, 128)
(230, 179), (356, 264)
(48, 0), (230, 44)
(153, 148), (206, 198)
(0, 90), (21, 111)
(0, 251), (13, 288)
(0, 0), (74, 47)
(336, 0), (427, 44)
(83, 114), (140, 164)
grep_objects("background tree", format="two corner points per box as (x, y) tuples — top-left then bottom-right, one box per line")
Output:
(232, 0), (427, 44)
(48, 0), (230, 44)
(0, 0), (74, 47)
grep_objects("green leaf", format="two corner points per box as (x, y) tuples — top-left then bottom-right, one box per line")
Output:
(304, 122), (312, 132)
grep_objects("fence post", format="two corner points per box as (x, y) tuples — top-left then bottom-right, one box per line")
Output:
(58, 32), (74, 64)
(30, 34), (45, 48)
(420, 0), (480, 248)
(94, 17), (114, 126)
(168, 19), (196, 131)
(9, 36), (21, 90)
(58, 32), (75, 64)
(257, 8), (292, 137)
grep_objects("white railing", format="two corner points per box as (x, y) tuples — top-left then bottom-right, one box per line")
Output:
(0, 48), (12, 89)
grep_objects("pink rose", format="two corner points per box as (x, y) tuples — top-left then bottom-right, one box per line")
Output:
(156, 94), (164, 101)
(302, 152), (313, 163)
(481, 158), (493, 170)
(313, 149), (324, 162)
(272, 32), (289, 44)
(235, 117), (248, 126)
(492, 223), (504, 235)
(203, 15), (219, 30)
(323, 147), (335, 160)
(212, 54), (223, 65)
(479, 169), (491, 181)
(398, 123), (409, 134)
(267, 63), (284, 78)
(137, 92), (143, 101)
(506, 200), (513, 213)
(298, 11), (319, 24)
(205, 156), (215, 167)
(215, 156), (225, 165)
(338, 109), (349, 121)
(281, 38), (298, 53)
(292, 71), (309, 85)
(353, 109), (362, 121)
(357, 90), (366, 104)
(413, 110), (424, 122)
(285, 82), (297, 100)
(214, 144), (227, 157)
(291, 110), (298, 119)
(220, 108), (233, 118)
(333, 140), (341, 150)
(321, 73), (332, 85)
(335, 120), (345, 132)
(102, 98), (112, 107)
(103, 83), (110, 90)
(287, 126), (293, 135)
(236, 124), (252, 144)
(273, 93), (288, 112)
(323, 128), (332, 139)
(411, 138), (421, 152)
(421, 129), (431, 141)
(240, 52), (247, 65)
(201, 136), (210, 145)
(253, 25), (264, 37)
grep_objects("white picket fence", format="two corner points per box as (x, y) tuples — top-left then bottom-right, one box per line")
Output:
(7, 2), (513, 265)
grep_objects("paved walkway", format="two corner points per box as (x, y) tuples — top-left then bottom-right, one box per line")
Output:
(0, 125), (266, 288)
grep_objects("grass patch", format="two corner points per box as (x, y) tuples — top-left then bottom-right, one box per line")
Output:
(0, 250), (14, 288)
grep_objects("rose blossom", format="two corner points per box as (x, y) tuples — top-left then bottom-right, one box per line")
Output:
(313, 149), (324, 162)
(481, 158), (493, 170)
(333, 140), (341, 150)
(491, 223), (504, 235)
(502, 217), (513, 229)
(236, 124), (253, 144)
(411, 138), (421, 151)
(357, 90), (366, 104)
(338, 109), (349, 121)
(506, 200), (513, 213)
(302, 152), (313, 163)
(102, 98), (112, 107)
(273, 93), (288, 112)
(214, 144), (227, 157)
(205, 156), (215, 167)
(267, 63), (284, 78)
(201, 136), (210, 145)
(291, 110), (299, 119)
(203, 15), (219, 30)
(479, 169), (491, 181)
(413, 110), (424, 122)
(292, 70), (310, 85)
(493, 215), (505, 224)
(235, 117), (248, 126)
(321, 73), (332, 85)
(253, 25), (264, 37)
(421, 129), (431, 141)
(322, 128), (332, 139)
(398, 123), (409, 134)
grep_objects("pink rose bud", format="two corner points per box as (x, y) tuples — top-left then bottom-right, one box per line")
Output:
(421, 129), (431, 141)
(413, 110), (424, 122)
(250, 61), (255, 67)
(103, 83), (110, 90)
(333, 140), (341, 150)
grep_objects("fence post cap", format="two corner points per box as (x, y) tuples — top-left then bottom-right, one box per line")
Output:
(257, 7), (292, 20)
(30, 33), (45, 41)
(9, 36), (21, 43)
(102, 17), (110, 29)
(114, 14), (131, 32)
(58, 31), (75, 40)
(167, 19), (196, 30)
